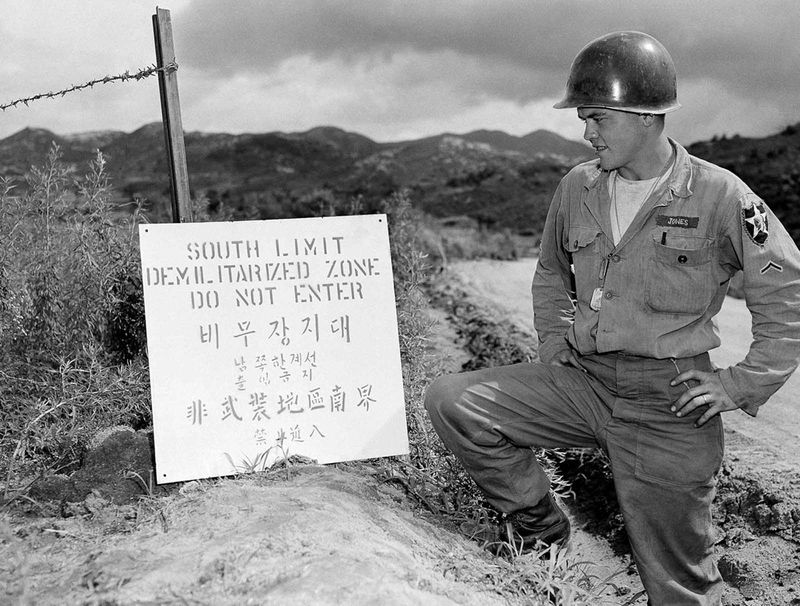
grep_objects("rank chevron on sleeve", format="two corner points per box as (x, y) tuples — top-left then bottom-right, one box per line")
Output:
(760, 260), (783, 274)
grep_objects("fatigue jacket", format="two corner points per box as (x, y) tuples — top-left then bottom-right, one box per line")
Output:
(533, 139), (800, 416)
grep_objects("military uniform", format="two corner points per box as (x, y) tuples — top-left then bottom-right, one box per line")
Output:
(535, 138), (800, 412)
(424, 139), (800, 604)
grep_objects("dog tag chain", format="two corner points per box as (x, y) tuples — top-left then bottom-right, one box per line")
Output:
(591, 256), (611, 311)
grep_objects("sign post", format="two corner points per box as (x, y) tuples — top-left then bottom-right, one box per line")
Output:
(140, 215), (409, 483)
(153, 7), (192, 223)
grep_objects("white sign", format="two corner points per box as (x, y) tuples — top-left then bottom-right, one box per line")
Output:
(139, 214), (408, 483)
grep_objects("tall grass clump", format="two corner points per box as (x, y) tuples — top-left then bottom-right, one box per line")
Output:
(1, 144), (150, 498)
(382, 193), (435, 441)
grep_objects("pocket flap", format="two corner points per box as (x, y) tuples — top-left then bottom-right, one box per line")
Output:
(566, 227), (601, 252)
(651, 232), (714, 267)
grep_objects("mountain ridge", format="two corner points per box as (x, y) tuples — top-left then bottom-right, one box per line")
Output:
(1, 121), (798, 240)
(0, 123), (589, 161)
(0, 124), (590, 230)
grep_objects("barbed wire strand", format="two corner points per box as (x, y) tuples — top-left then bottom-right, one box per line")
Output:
(0, 62), (178, 112)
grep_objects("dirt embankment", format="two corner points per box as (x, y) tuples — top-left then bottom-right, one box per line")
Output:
(2, 435), (641, 606)
(4, 464), (528, 606)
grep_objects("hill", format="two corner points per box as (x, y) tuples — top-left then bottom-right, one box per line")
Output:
(0, 125), (590, 230)
(1, 121), (799, 241)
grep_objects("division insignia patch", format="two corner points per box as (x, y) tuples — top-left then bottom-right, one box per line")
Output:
(742, 198), (769, 245)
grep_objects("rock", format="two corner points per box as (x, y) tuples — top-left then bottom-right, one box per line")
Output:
(770, 502), (795, 531)
(753, 503), (773, 529)
(724, 527), (756, 545)
(70, 427), (157, 504)
(27, 473), (73, 503)
(718, 554), (751, 587)
(29, 427), (162, 506)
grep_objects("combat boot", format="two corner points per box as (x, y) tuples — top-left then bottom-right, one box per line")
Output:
(502, 492), (571, 557)
(460, 492), (571, 558)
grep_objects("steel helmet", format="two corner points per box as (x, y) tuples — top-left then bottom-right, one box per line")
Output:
(553, 31), (680, 114)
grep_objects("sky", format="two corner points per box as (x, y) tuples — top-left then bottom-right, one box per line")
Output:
(1, 0), (799, 147)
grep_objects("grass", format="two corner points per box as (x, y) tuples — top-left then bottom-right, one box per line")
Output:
(0, 145), (151, 501)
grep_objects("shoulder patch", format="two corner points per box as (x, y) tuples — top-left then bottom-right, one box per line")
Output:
(742, 198), (769, 246)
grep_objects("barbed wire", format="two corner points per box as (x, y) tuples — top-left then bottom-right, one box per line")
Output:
(0, 62), (178, 111)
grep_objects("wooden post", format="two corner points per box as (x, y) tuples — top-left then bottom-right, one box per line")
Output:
(153, 7), (192, 223)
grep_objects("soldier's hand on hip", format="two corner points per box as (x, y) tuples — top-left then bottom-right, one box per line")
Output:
(670, 369), (738, 427)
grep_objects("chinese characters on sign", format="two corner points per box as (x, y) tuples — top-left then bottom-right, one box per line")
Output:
(140, 215), (408, 483)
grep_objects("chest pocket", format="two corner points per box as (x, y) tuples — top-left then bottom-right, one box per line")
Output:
(645, 232), (717, 314)
(566, 227), (603, 302)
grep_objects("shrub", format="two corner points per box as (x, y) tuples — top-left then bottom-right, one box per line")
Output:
(1, 144), (150, 494)
(1, 144), (147, 364)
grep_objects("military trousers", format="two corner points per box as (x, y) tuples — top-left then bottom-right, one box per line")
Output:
(424, 351), (724, 606)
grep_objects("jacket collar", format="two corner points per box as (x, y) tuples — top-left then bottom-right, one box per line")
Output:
(666, 138), (693, 199)
(583, 137), (694, 200)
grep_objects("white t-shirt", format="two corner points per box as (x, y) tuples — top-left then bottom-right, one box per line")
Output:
(608, 167), (672, 245)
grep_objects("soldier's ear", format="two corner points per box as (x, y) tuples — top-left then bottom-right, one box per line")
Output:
(641, 113), (656, 127)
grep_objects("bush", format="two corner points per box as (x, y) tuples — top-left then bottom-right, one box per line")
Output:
(1, 144), (150, 495)
(1, 144), (147, 363)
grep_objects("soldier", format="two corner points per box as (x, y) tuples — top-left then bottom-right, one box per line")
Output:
(424, 31), (800, 605)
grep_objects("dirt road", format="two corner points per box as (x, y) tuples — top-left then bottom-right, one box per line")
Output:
(448, 258), (800, 476)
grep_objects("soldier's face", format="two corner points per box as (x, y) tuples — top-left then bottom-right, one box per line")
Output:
(578, 107), (649, 177)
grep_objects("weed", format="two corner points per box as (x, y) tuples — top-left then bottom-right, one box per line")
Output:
(0, 144), (150, 491)
(123, 469), (156, 498)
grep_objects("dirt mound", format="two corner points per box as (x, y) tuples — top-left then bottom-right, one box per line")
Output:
(3, 412), (645, 605)
(4, 465), (519, 605)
